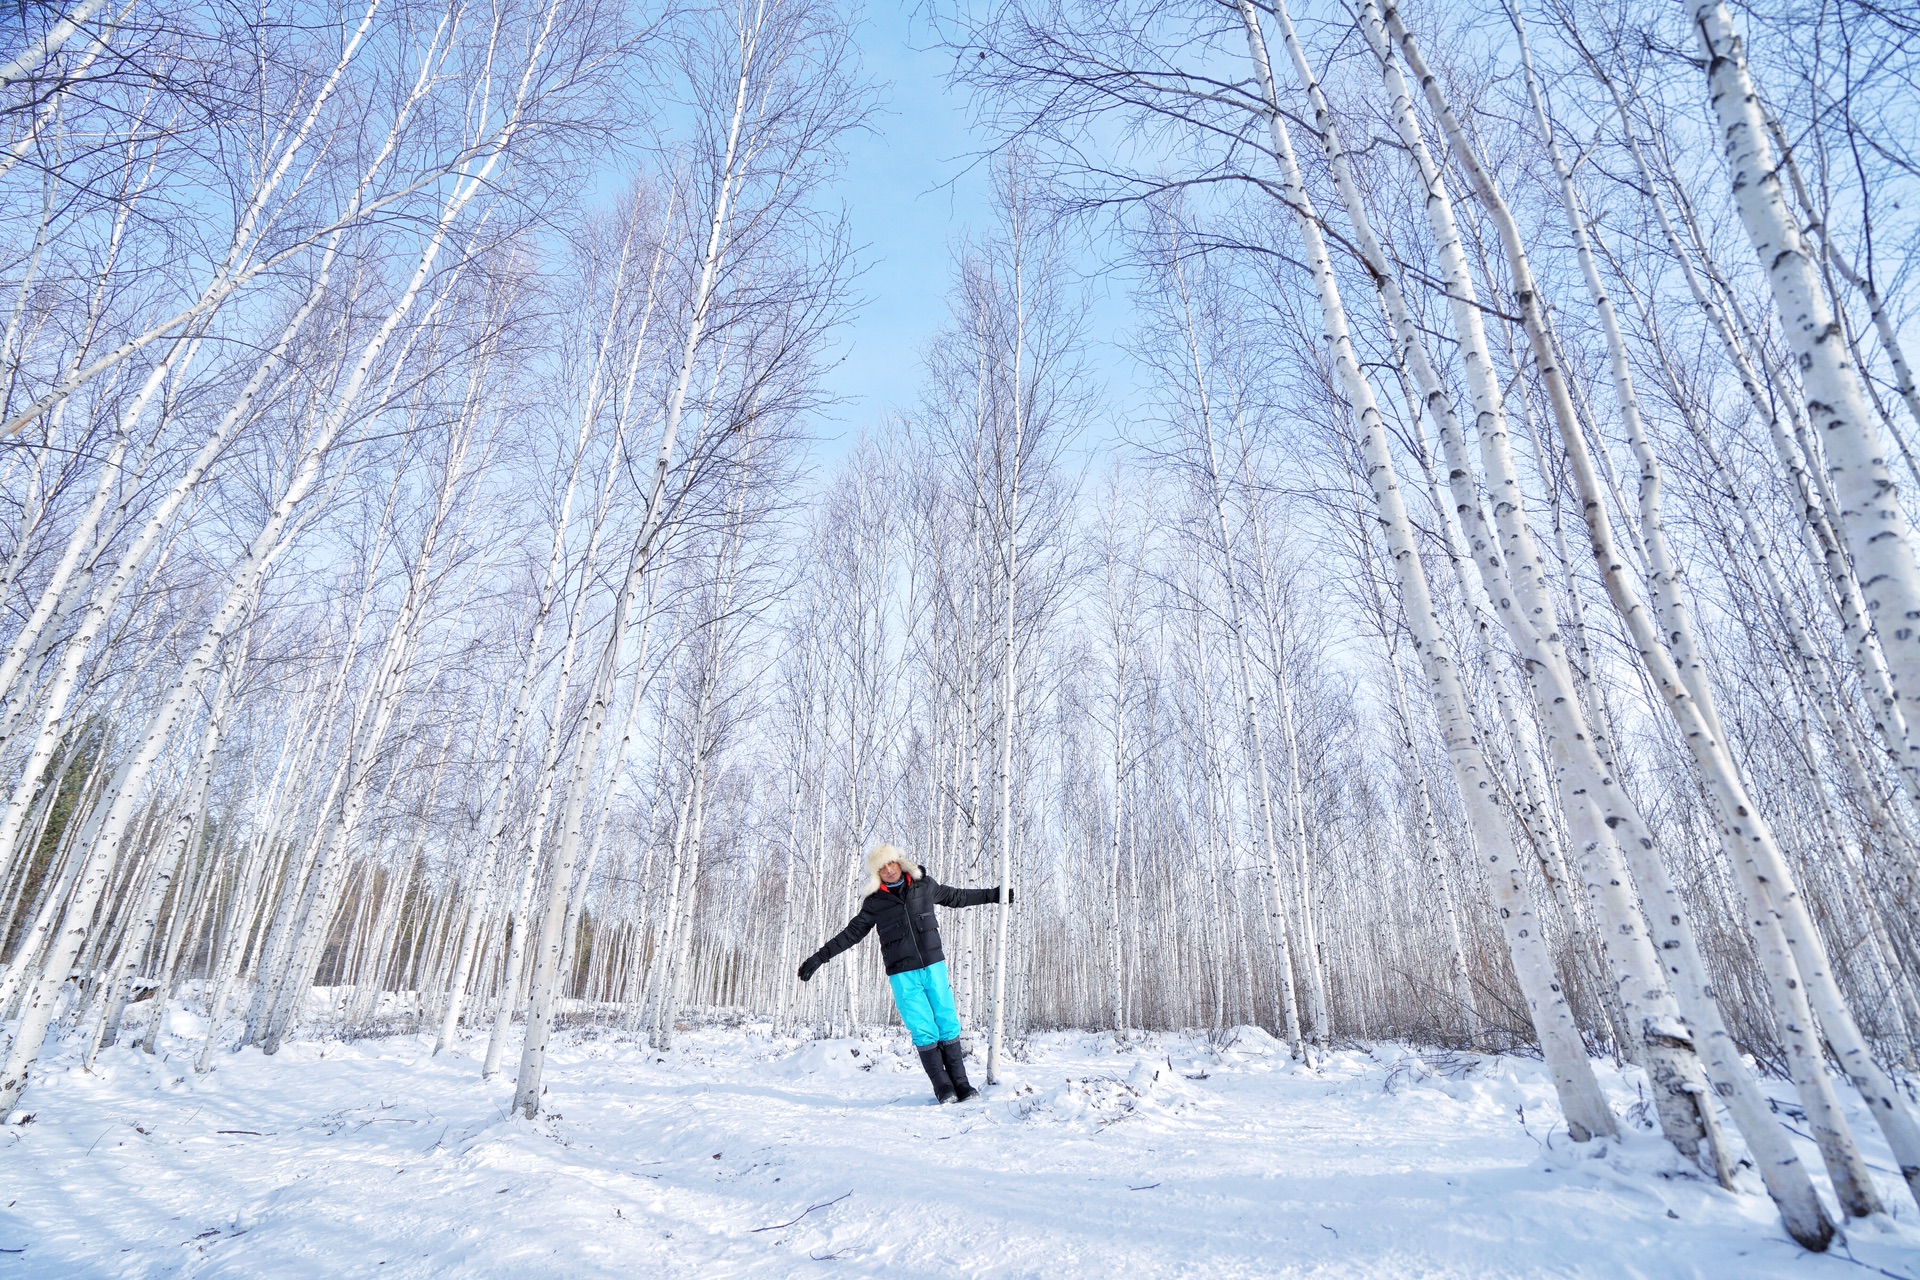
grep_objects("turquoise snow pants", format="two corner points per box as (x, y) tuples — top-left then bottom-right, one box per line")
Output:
(888, 961), (962, 1047)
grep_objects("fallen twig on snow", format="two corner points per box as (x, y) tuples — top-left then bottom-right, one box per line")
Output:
(1829, 1240), (1917, 1280)
(751, 1190), (850, 1233)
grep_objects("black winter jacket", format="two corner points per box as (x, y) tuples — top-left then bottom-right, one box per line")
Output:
(804, 872), (1001, 977)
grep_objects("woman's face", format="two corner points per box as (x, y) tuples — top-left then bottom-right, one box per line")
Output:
(880, 860), (903, 884)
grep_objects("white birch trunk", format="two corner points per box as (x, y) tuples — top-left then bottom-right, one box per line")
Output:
(91, 642), (242, 1058)
(1364, 0), (1739, 1168)
(1239, 0), (1614, 1140)
(1691, 0), (1920, 786)
(0, 81), (522, 1111)
(1159, 234), (1305, 1060)
(1379, 3), (1839, 1241)
(509, 2), (758, 1109)
(1512, 8), (1879, 1201)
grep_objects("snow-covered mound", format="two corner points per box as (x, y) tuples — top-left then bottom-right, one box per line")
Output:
(0, 1024), (1914, 1277)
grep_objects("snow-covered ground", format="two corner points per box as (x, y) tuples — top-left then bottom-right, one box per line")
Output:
(3, 1013), (1917, 1278)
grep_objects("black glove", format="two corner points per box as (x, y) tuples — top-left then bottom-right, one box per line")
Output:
(997, 886), (1011, 904)
(797, 955), (821, 982)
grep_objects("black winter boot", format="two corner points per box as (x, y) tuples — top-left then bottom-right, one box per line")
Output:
(917, 1045), (958, 1103)
(938, 1039), (977, 1101)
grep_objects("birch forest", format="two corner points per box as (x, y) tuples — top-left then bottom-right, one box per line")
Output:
(1, 0), (1918, 1256)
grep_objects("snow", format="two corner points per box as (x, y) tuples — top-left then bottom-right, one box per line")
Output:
(2, 1017), (1916, 1278)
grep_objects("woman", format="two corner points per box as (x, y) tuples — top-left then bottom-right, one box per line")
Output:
(796, 844), (1009, 1103)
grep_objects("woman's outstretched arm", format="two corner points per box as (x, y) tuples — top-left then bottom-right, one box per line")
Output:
(934, 881), (1008, 909)
(797, 907), (874, 980)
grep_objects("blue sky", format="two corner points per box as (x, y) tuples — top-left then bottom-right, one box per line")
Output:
(811, 4), (1144, 454)
(811, 6), (989, 437)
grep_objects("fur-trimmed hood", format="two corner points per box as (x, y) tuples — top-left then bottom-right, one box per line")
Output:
(860, 843), (923, 897)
